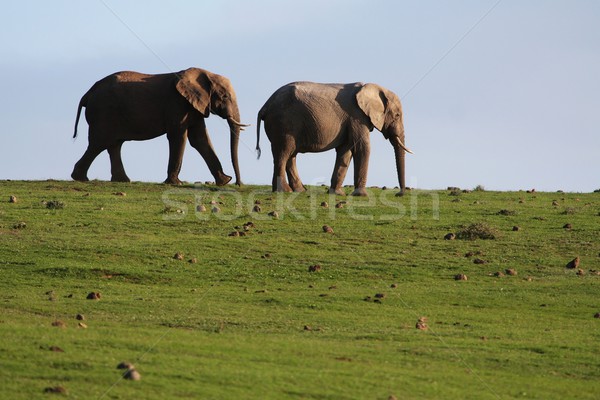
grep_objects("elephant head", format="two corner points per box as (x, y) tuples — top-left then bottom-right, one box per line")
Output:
(356, 84), (413, 196)
(175, 68), (247, 185)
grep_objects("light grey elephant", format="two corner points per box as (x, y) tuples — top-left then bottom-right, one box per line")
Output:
(72, 68), (248, 185)
(256, 82), (412, 196)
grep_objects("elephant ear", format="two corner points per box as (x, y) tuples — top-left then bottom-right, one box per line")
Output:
(356, 83), (387, 131)
(175, 68), (212, 117)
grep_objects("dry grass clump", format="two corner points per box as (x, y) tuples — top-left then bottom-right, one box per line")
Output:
(456, 222), (498, 240)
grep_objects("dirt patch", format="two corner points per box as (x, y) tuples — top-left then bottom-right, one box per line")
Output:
(456, 223), (497, 240)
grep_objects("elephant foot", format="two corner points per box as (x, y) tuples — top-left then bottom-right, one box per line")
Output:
(111, 175), (131, 183)
(395, 190), (405, 197)
(164, 177), (183, 185)
(351, 187), (368, 197)
(215, 172), (232, 186)
(71, 170), (89, 182)
(273, 178), (293, 192)
(328, 187), (346, 196)
(292, 185), (306, 193)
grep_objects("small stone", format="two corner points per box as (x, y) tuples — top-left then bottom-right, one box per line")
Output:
(454, 273), (468, 281)
(12, 222), (26, 229)
(524, 276), (533, 281)
(268, 211), (279, 218)
(75, 314), (85, 321)
(78, 322), (88, 329)
(9, 195), (17, 203)
(117, 361), (135, 370)
(566, 256), (580, 269)
(308, 264), (322, 272)
(493, 271), (505, 277)
(228, 231), (240, 237)
(322, 225), (334, 233)
(563, 223), (572, 229)
(188, 258), (197, 264)
(320, 201), (329, 208)
(576, 268), (585, 276)
(374, 293), (386, 299)
(254, 200), (261, 205)
(51, 320), (66, 328)
(114, 192), (126, 196)
(552, 200), (559, 206)
(473, 258), (487, 265)
(444, 233), (456, 240)
(512, 226), (521, 231)
(390, 283), (398, 288)
(44, 386), (67, 394)
(594, 312), (600, 319)
(304, 325), (312, 331)
(49, 346), (64, 352)
(238, 231), (247, 237)
(196, 205), (207, 212)
(211, 206), (220, 213)
(252, 205), (262, 212)
(262, 253), (271, 258)
(505, 268), (518, 276)
(243, 221), (256, 230)
(173, 252), (184, 260)
(124, 369), (141, 381)
(416, 317), (428, 330)
(86, 292), (101, 300)
(335, 202), (344, 209)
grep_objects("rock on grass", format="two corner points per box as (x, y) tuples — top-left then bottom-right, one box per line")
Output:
(566, 257), (580, 269)
(322, 225), (334, 233)
(86, 292), (101, 300)
(44, 386), (67, 394)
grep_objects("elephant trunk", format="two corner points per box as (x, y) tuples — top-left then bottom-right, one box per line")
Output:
(392, 136), (409, 196)
(227, 112), (243, 186)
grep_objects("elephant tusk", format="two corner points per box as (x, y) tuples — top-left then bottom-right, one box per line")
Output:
(393, 136), (414, 154)
(229, 118), (251, 131)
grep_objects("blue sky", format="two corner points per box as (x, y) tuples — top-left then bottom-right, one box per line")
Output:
(1, 0), (598, 191)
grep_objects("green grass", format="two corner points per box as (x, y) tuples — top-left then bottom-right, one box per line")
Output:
(1, 180), (599, 399)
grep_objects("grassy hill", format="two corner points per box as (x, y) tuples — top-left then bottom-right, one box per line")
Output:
(1, 180), (599, 399)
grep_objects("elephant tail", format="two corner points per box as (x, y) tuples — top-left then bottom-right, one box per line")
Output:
(256, 107), (265, 160)
(73, 92), (88, 139)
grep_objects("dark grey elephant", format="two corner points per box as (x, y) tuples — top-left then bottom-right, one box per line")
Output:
(72, 67), (248, 185)
(256, 82), (412, 196)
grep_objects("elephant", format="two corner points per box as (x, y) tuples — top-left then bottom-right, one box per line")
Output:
(255, 81), (412, 196)
(72, 67), (248, 185)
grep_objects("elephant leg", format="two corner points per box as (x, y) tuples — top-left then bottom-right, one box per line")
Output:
(286, 154), (305, 192)
(188, 123), (231, 186)
(107, 142), (130, 182)
(165, 130), (188, 185)
(351, 139), (370, 196)
(329, 148), (352, 196)
(71, 143), (105, 181)
(271, 142), (293, 192)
